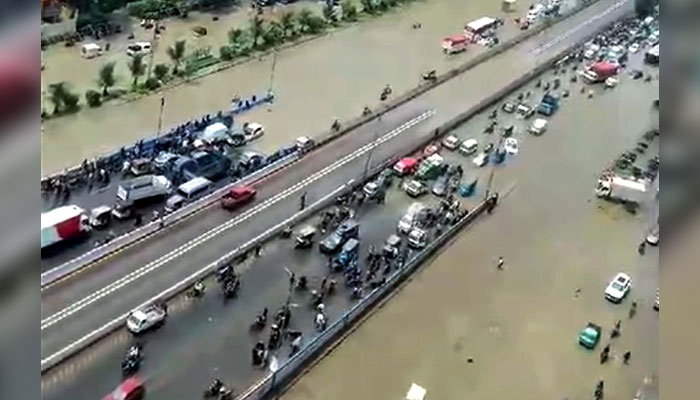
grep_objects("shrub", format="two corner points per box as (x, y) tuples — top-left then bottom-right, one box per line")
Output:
(341, 0), (358, 21)
(63, 92), (80, 111)
(85, 90), (102, 107)
(219, 45), (236, 61)
(144, 77), (161, 90)
(154, 63), (169, 81)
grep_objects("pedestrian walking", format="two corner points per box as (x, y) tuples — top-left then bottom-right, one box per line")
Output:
(629, 301), (637, 319)
(497, 256), (505, 270)
(134, 213), (143, 227)
(254, 243), (263, 257)
(300, 192), (307, 210)
(637, 241), (646, 255)
(623, 350), (631, 364)
(574, 288), (581, 297)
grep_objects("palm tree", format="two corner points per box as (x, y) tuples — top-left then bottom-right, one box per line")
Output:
(97, 62), (116, 96)
(127, 53), (146, 87)
(249, 15), (265, 48)
(48, 82), (69, 113)
(167, 40), (187, 74)
(280, 11), (296, 38)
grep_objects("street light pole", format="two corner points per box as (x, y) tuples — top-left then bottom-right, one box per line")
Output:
(484, 135), (505, 199)
(362, 99), (385, 182)
(146, 19), (160, 81)
(156, 96), (165, 138)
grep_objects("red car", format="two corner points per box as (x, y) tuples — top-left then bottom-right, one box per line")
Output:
(393, 157), (418, 176)
(221, 185), (257, 210)
(103, 377), (145, 400)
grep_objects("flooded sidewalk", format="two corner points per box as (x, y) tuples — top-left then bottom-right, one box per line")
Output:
(41, 0), (582, 175)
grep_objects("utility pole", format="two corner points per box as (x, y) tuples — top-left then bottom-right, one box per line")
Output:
(156, 96), (165, 138)
(146, 19), (160, 81)
(362, 90), (388, 181)
(484, 135), (504, 199)
(267, 49), (277, 94)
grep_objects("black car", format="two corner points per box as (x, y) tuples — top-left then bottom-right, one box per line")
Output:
(319, 219), (360, 253)
(432, 174), (449, 197)
(174, 151), (231, 182)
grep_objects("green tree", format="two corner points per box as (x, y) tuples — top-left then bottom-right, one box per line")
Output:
(280, 11), (296, 38)
(341, 0), (358, 21)
(85, 89), (102, 107)
(127, 53), (146, 87)
(263, 21), (285, 47)
(153, 63), (169, 81)
(220, 45), (235, 61)
(63, 92), (80, 111)
(97, 62), (116, 96)
(297, 8), (314, 33)
(228, 28), (245, 45)
(249, 15), (265, 48)
(360, 0), (375, 14)
(167, 40), (187, 74)
(48, 82), (69, 114)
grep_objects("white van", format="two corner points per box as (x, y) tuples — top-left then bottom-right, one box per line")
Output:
(526, 4), (544, 23)
(398, 202), (427, 234)
(126, 42), (152, 57)
(459, 139), (479, 155)
(81, 43), (103, 59)
(200, 122), (230, 144)
(529, 118), (548, 135)
(177, 176), (212, 200)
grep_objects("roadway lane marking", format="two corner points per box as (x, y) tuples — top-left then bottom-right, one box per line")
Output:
(41, 184), (349, 370)
(529, 0), (629, 56)
(40, 110), (435, 331)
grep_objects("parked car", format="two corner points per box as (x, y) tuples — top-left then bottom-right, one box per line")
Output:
(175, 151), (231, 182)
(363, 181), (381, 199)
(403, 179), (427, 197)
(126, 42), (152, 57)
(501, 101), (516, 113)
(153, 151), (180, 171)
(393, 157), (418, 176)
(295, 136), (315, 152)
(653, 288), (659, 311)
(320, 219), (360, 253)
(407, 228), (428, 249)
(459, 139), (479, 156)
(442, 135), (461, 150)
(243, 122), (265, 141)
(646, 228), (659, 245)
(504, 137), (519, 154)
(604, 272), (632, 303)
(221, 185), (256, 210)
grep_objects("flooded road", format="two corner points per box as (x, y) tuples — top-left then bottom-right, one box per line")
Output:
(281, 64), (659, 398)
(41, 0), (581, 174)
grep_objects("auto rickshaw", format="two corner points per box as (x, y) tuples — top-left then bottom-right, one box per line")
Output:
(294, 226), (317, 249)
(459, 177), (478, 197)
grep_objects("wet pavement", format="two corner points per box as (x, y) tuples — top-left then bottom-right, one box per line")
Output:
(40, 0), (631, 379)
(41, 0), (582, 174)
(281, 55), (659, 400)
(41, 22), (659, 400)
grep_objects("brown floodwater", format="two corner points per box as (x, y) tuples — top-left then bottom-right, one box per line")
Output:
(281, 64), (659, 399)
(40, 0), (579, 174)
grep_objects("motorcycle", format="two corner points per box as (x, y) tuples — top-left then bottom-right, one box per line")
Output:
(121, 343), (143, 376)
(295, 276), (308, 291)
(188, 281), (206, 298)
(422, 70), (437, 82)
(204, 379), (224, 398)
(331, 119), (341, 132)
(362, 106), (372, 116)
(222, 277), (241, 299)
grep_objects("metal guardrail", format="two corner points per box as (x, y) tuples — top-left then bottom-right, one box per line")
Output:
(234, 197), (493, 400)
(41, 151), (301, 288)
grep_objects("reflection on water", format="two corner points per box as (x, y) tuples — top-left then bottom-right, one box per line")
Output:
(41, 0), (576, 174)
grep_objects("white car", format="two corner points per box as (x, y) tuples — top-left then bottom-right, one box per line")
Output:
(646, 228), (659, 245)
(442, 135), (461, 150)
(628, 42), (640, 53)
(407, 228), (428, 249)
(472, 152), (489, 167)
(243, 122), (265, 141)
(403, 179), (427, 197)
(459, 139), (479, 156)
(504, 137), (519, 154)
(126, 304), (167, 334)
(604, 273), (632, 303)
(126, 42), (152, 57)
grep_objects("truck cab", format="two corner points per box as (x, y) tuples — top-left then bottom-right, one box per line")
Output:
(537, 92), (560, 116)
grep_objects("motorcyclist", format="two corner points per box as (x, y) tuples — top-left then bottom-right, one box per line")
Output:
(362, 106), (372, 116)
(296, 275), (308, 291)
(331, 118), (341, 131)
(204, 379), (223, 397)
(192, 280), (206, 297)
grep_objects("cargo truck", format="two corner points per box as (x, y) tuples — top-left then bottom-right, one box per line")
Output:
(581, 61), (619, 83)
(41, 205), (90, 249)
(595, 174), (648, 204)
(117, 175), (173, 204)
